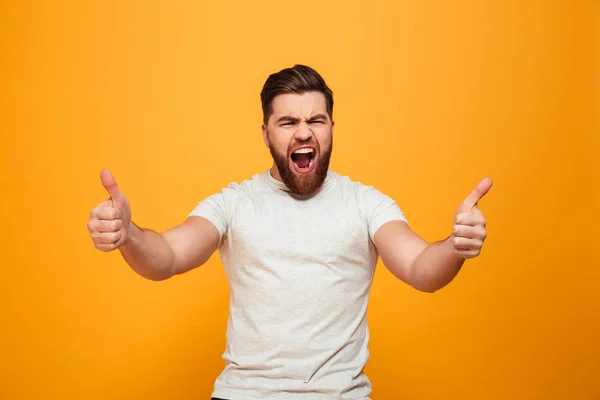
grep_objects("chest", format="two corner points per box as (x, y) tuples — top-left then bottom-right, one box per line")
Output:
(224, 193), (376, 268)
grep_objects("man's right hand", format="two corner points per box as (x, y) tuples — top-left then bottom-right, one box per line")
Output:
(87, 169), (133, 252)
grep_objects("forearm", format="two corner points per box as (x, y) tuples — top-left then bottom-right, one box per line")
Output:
(119, 223), (176, 281)
(408, 235), (465, 293)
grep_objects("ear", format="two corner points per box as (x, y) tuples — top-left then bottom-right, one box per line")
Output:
(331, 119), (335, 136)
(261, 123), (270, 148)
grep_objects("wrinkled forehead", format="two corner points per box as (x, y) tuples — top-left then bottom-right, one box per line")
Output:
(269, 91), (329, 121)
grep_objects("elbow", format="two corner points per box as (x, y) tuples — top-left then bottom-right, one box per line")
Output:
(390, 262), (442, 294)
(406, 272), (439, 294)
(409, 277), (442, 293)
(136, 263), (176, 282)
(145, 273), (173, 282)
(139, 271), (173, 282)
(412, 284), (439, 294)
(407, 267), (447, 293)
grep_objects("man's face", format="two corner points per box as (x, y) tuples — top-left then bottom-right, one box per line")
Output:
(262, 91), (334, 196)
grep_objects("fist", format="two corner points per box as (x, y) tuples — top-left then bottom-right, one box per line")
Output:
(87, 169), (132, 252)
(452, 177), (493, 259)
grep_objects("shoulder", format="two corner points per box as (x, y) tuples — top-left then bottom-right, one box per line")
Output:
(328, 171), (390, 201)
(188, 172), (265, 220)
(213, 171), (267, 196)
(331, 173), (408, 237)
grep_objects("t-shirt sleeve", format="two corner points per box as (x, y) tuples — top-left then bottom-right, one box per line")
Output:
(358, 184), (409, 242)
(186, 191), (229, 246)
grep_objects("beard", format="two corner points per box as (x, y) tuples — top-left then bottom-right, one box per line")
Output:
(269, 137), (333, 197)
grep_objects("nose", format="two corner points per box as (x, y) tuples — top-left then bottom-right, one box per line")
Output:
(294, 121), (313, 142)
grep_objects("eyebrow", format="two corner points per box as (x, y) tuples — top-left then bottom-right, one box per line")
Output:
(275, 114), (328, 124)
(276, 116), (300, 124)
(307, 113), (328, 121)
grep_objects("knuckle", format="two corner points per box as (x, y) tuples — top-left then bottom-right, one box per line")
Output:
(109, 231), (120, 243)
(98, 243), (115, 252)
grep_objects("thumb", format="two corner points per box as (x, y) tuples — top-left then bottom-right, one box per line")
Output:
(100, 169), (123, 203)
(460, 177), (493, 211)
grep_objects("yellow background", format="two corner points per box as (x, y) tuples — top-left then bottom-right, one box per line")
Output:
(2, 1), (598, 399)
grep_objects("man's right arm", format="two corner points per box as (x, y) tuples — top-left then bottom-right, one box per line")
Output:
(88, 169), (221, 281)
(118, 217), (220, 281)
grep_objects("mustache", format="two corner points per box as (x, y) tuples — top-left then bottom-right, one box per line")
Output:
(265, 129), (321, 155)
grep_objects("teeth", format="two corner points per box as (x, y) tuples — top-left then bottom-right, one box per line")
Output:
(293, 148), (314, 154)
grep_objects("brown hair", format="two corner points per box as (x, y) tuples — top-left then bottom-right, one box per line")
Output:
(260, 64), (334, 125)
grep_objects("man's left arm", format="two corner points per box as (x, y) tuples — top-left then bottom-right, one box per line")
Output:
(374, 178), (493, 293)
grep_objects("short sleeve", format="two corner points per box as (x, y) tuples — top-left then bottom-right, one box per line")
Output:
(187, 192), (228, 246)
(357, 184), (408, 242)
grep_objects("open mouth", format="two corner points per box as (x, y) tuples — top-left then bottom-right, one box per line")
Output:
(290, 147), (317, 174)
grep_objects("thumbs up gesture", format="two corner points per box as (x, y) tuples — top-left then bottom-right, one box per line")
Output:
(452, 177), (493, 259)
(87, 169), (132, 252)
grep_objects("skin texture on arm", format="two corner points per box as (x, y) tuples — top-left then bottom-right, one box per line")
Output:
(119, 217), (220, 281)
(374, 178), (492, 293)
(374, 221), (465, 293)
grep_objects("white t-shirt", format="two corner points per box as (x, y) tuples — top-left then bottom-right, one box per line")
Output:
(188, 169), (408, 400)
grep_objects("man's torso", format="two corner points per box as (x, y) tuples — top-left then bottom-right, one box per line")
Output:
(189, 170), (407, 399)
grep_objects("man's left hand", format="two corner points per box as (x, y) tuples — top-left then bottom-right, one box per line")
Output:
(451, 177), (493, 259)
